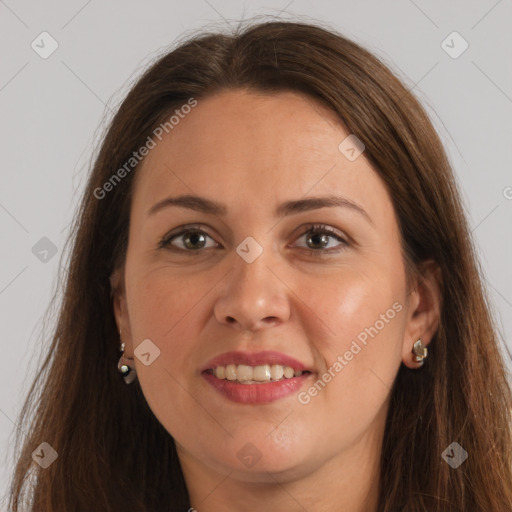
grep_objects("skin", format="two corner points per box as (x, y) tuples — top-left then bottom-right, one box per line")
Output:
(111, 89), (442, 512)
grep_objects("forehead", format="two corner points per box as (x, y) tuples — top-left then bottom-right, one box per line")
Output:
(131, 89), (393, 225)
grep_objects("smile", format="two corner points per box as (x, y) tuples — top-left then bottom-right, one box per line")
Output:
(205, 364), (310, 384)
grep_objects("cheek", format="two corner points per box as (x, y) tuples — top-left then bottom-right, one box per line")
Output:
(294, 264), (404, 353)
(293, 267), (405, 420)
(127, 269), (204, 344)
(124, 271), (206, 413)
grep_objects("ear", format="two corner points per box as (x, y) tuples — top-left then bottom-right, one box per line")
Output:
(401, 259), (443, 369)
(110, 265), (134, 355)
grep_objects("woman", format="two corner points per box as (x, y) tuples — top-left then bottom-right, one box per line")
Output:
(8, 19), (512, 512)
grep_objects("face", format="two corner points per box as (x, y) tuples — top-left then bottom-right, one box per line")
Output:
(112, 89), (436, 484)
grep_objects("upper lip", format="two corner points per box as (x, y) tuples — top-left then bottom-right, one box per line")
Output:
(201, 350), (312, 372)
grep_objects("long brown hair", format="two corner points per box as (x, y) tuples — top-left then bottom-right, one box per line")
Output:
(7, 18), (512, 511)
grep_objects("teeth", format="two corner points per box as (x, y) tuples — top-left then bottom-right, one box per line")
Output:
(283, 366), (295, 379)
(210, 364), (307, 383)
(225, 364), (237, 381)
(214, 366), (225, 379)
(270, 364), (284, 380)
(253, 365), (271, 381)
(237, 364), (253, 382)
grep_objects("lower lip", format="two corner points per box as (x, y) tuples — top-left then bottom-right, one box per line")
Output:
(202, 371), (312, 404)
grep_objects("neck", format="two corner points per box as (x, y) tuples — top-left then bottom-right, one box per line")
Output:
(178, 421), (383, 512)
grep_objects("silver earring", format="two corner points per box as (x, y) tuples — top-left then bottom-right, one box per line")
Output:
(412, 339), (428, 365)
(117, 330), (137, 384)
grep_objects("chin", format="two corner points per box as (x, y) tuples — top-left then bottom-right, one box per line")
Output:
(205, 437), (314, 482)
(225, 457), (308, 484)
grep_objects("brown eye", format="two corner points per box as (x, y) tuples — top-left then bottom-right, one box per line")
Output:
(158, 223), (349, 255)
(159, 226), (219, 252)
(294, 224), (349, 253)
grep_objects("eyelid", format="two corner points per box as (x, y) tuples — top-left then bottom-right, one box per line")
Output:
(290, 223), (349, 253)
(159, 223), (350, 253)
(158, 223), (219, 250)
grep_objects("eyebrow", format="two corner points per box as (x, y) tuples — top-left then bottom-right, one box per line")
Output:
(147, 194), (374, 225)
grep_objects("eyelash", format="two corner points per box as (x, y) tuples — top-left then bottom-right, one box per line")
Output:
(158, 223), (350, 255)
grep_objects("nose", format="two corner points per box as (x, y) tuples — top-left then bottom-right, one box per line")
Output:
(213, 248), (291, 332)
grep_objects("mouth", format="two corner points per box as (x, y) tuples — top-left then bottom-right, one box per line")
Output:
(200, 350), (314, 404)
(203, 364), (312, 384)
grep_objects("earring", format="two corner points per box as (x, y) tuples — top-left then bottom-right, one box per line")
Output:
(117, 330), (137, 384)
(412, 339), (428, 365)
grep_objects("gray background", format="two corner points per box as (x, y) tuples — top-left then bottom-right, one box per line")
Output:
(1, 0), (511, 506)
